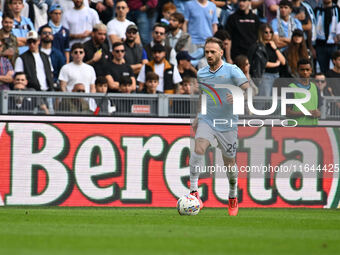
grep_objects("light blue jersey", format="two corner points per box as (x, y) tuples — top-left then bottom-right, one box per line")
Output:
(198, 62), (247, 132)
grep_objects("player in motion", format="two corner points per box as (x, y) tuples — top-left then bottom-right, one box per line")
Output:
(190, 37), (249, 216)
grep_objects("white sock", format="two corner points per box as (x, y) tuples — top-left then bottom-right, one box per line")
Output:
(189, 151), (204, 192)
(227, 164), (238, 198)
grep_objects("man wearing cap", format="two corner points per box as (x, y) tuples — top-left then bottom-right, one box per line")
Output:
(46, 4), (70, 63)
(62, 0), (99, 47)
(9, 0), (35, 55)
(144, 23), (177, 66)
(14, 30), (54, 91)
(83, 23), (110, 77)
(137, 43), (182, 94)
(176, 51), (197, 78)
(124, 24), (147, 76)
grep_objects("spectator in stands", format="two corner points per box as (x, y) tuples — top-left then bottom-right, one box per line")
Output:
(89, 76), (114, 115)
(144, 23), (177, 66)
(214, 29), (232, 64)
(118, 76), (134, 93)
(160, 2), (177, 26)
(137, 43), (182, 94)
(139, 71), (161, 94)
(47, 4), (70, 63)
(314, 72), (332, 96)
(282, 29), (311, 78)
(0, 12), (19, 66)
(165, 12), (191, 53)
(0, 39), (14, 90)
(62, 0), (99, 47)
(314, 0), (340, 73)
(90, 0), (114, 25)
(59, 83), (91, 114)
(234, 54), (258, 96)
(286, 58), (321, 125)
(183, 0), (218, 53)
(9, 0), (35, 54)
(176, 75), (192, 95)
(291, 0), (312, 34)
(107, 0), (140, 47)
(24, 0), (48, 30)
(14, 30), (54, 91)
(225, 0), (260, 61)
(105, 42), (136, 93)
(83, 23), (110, 77)
(264, 0), (280, 23)
(39, 25), (65, 85)
(271, 0), (302, 50)
(127, 0), (158, 45)
(326, 50), (340, 96)
(176, 50), (197, 78)
(124, 24), (147, 76)
(9, 71), (49, 114)
(59, 43), (96, 93)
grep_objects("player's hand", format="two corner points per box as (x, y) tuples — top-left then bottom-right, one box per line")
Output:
(268, 40), (277, 50)
(96, 2), (107, 12)
(83, 30), (92, 38)
(226, 93), (233, 104)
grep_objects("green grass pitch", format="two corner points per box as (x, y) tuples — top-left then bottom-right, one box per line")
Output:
(0, 208), (339, 255)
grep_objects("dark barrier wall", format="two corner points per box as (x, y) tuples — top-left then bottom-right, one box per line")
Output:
(0, 119), (339, 208)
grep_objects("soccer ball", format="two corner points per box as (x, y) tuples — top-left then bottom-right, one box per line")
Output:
(177, 194), (200, 215)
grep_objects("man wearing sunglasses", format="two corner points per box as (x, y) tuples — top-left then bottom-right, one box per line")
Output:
(104, 41), (136, 92)
(14, 30), (54, 92)
(144, 23), (177, 66)
(59, 43), (96, 93)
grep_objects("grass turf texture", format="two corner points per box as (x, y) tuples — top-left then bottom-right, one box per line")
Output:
(0, 208), (339, 255)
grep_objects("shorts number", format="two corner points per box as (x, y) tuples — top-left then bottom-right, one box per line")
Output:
(226, 142), (237, 153)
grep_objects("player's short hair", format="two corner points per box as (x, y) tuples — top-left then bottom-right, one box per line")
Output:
(170, 12), (184, 24)
(331, 50), (340, 61)
(314, 72), (325, 77)
(297, 58), (311, 68)
(205, 37), (224, 51)
(95, 76), (108, 86)
(9, 0), (23, 4)
(71, 43), (84, 52)
(146, 72), (159, 82)
(181, 75), (192, 84)
(93, 23), (107, 32)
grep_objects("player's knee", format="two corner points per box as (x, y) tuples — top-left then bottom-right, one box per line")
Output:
(194, 147), (206, 155)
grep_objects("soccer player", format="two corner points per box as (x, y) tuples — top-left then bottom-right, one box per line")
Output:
(190, 37), (249, 216)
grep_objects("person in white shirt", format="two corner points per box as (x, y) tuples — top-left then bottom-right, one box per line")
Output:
(107, 0), (141, 49)
(62, 0), (100, 47)
(58, 43), (96, 93)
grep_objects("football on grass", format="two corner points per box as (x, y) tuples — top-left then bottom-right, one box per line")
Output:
(177, 194), (200, 215)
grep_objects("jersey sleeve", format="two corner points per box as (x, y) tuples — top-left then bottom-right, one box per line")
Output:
(231, 66), (248, 86)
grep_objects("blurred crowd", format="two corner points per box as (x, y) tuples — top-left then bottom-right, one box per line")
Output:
(0, 0), (340, 115)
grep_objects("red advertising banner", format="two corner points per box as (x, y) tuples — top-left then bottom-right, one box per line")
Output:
(0, 121), (339, 208)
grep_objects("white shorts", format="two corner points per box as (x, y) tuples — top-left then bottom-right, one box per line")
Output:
(195, 120), (238, 158)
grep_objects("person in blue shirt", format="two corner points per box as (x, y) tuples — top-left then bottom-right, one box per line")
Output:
(271, 0), (303, 50)
(9, 0), (35, 55)
(189, 37), (249, 216)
